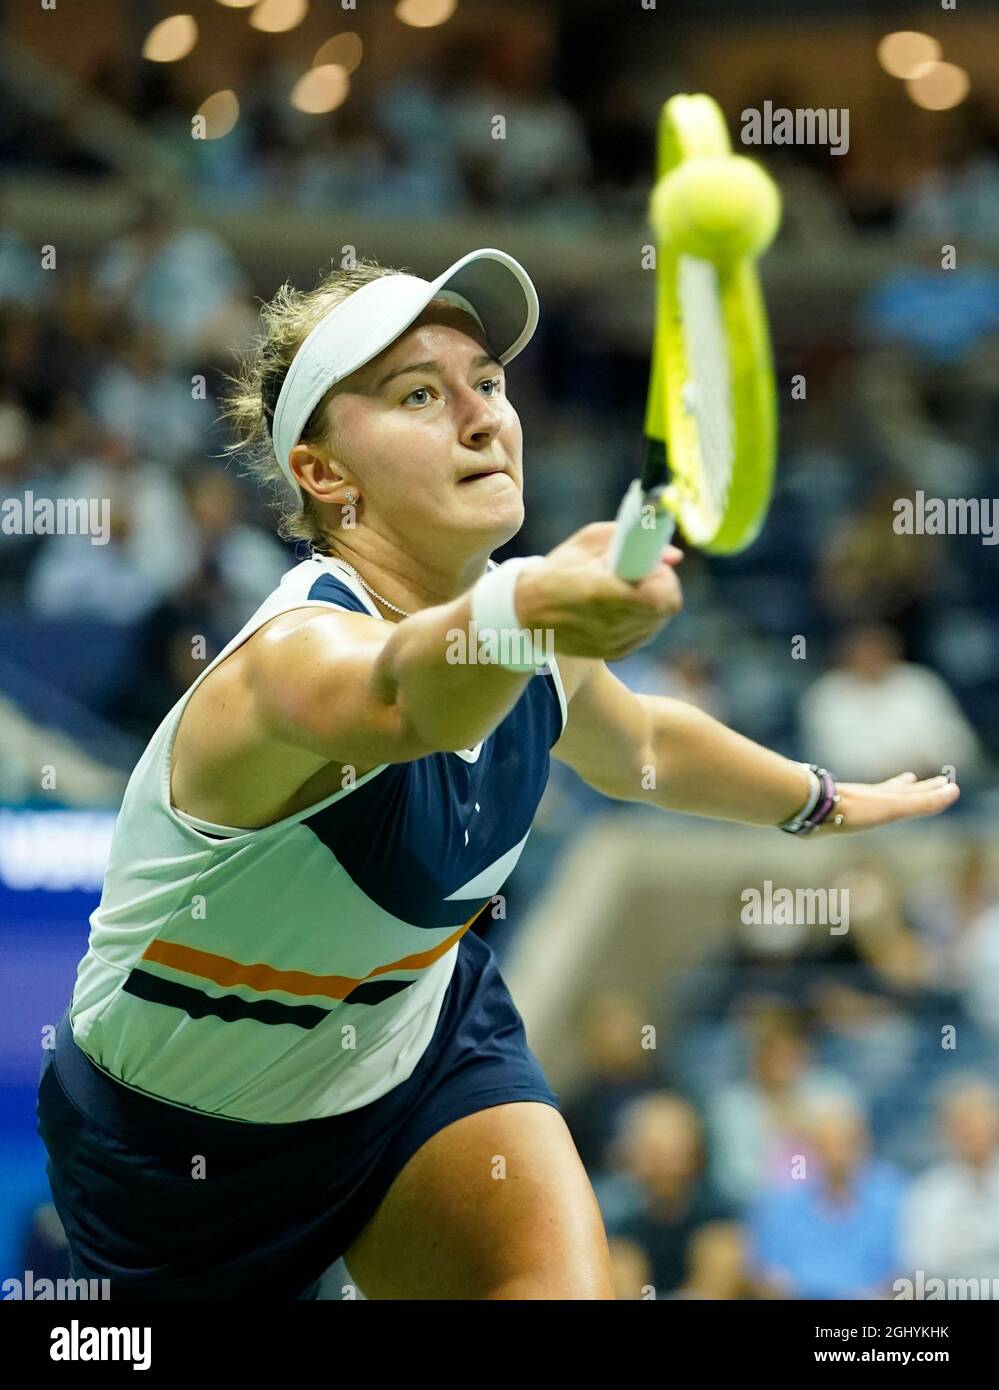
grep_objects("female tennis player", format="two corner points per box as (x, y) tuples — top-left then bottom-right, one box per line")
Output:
(36, 248), (959, 1301)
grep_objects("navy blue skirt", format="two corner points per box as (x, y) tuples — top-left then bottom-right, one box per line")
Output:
(35, 929), (560, 1299)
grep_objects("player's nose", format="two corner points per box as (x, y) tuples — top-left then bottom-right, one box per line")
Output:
(452, 380), (500, 446)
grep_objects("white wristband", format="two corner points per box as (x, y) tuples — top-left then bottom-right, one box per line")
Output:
(470, 557), (547, 672)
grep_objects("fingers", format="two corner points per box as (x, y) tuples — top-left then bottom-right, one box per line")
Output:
(880, 771), (957, 794)
(914, 774), (957, 792)
(916, 779), (961, 811)
(571, 521), (618, 551)
(880, 771), (918, 787)
(575, 521), (683, 560)
(590, 564), (682, 619)
(895, 774), (958, 797)
(634, 567), (683, 613)
(886, 779), (960, 823)
(543, 524), (685, 659)
(834, 774), (961, 832)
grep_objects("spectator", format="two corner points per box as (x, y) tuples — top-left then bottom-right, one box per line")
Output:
(814, 486), (941, 649)
(961, 900), (999, 1043)
(606, 1236), (653, 1301)
(798, 623), (980, 783)
(26, 430), (193, 618)
(176, 467), (291, 634)
(674, 1221), (763, 1301)
(561, 990), (656, 1171)
(0, 401), (62, 592)
(600, 1093), (733, 1298)
(445, 19), (593, 218)
(851, 247), (999, 489)
(708, 1008), (860, 1205)
(43, 267), (114, 401)
(900, 101), (999, 245)
(84, 467), (290, 733)
(908, 841), (996, 993)
(296, 105), (465, 221)
(0, 224), (49, 308)
(901, 1079), (999, 1283)
(0, 306), (57, 421)
(749, 1094), (906, 1298)
(93, 201), (253, 366)
(26, 520), (160, 624)
(89, 326), (216, 465)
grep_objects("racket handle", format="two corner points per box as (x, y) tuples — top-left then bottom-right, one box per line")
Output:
(609, 479), (676, 581)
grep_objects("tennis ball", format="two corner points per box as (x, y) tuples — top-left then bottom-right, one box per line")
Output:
(650, 156), (781, 263)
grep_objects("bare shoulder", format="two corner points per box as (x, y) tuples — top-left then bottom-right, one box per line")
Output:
(171, 606), (388, 829)
(237, 605), (391, 707)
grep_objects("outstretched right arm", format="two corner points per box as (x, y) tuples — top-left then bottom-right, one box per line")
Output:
(244, 523), (683, 769)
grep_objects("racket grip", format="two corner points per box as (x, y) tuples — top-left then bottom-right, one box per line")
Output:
(609, 479), (676, 581)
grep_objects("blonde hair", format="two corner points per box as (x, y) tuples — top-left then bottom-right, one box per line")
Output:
(221, 257), (404, 553)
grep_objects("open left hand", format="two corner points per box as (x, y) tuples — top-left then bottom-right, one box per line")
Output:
(821, 771), (960, 833)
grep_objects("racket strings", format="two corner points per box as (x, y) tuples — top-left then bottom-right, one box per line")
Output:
(676, 255), (735, 526)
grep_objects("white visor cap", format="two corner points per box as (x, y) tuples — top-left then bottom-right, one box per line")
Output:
(271, 247), (540, 496)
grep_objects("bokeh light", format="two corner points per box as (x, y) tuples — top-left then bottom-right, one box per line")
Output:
(906, 61), (971, 111)
(395, 0), (458, 29)
(141, 15), (198, 64)
(195, 89), (241, 139)
(313, 33), (364, 75)
(249, 0), (308, 34)
(876, 32), (942, 80)
(290, 65), (350, 115)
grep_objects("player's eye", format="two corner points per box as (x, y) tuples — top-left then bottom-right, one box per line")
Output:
(478, 377), (503, 397)
(402, 386), (432, 407)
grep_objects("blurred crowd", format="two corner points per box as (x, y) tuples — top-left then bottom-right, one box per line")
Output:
(5, 12), (999, 238)
(559, 843), (999, 1299)
(1, 179), (997, 783)
(1, 12), (997, 784)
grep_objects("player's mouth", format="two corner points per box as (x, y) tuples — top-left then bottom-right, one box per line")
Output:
(458, 467), (510, 484)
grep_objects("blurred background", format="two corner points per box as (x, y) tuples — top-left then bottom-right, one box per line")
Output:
(1, 0), (998, 1300)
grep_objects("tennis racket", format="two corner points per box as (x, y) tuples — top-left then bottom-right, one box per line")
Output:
(609, 93), (780, 580)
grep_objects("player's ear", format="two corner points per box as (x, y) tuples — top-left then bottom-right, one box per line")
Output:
(290, 445), (352, 506)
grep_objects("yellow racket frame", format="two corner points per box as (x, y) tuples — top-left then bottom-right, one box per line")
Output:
(648, 94), (778, 554)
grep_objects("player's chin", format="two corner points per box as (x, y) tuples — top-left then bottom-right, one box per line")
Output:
(453, 476), (524, 524)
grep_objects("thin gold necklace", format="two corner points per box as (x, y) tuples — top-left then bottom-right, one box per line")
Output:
(328, 556), (411, 618)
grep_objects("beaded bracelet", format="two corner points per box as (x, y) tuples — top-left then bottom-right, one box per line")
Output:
(778, 763), (844, 836)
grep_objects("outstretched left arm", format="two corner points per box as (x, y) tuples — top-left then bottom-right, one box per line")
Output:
(551, 659), (960, 833)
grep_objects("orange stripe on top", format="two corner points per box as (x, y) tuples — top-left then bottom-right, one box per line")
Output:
(140, 903), (490, 1002)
